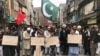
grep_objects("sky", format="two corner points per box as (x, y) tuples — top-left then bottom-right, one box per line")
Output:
(32, 0), (66, 7)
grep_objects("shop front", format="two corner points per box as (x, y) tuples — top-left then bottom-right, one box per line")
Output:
(87, 16), (97, 25)
(78, 12), (98, 26)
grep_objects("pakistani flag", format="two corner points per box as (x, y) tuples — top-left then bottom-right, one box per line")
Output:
(42, 0), (59, 22)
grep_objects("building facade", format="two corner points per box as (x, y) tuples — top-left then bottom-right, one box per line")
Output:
(25, 0), (35, 25)
(0, 0), (9, 25)
(4, 0), (19, 23)
(66, 0), (83, 25)
(33, 7), (45, 26)
(57, 4), (67, 25)
(0, 0), (35, 26)
(66, 0), (100, 26)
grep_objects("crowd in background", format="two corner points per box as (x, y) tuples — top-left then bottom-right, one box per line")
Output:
(0, 24), (100, 56)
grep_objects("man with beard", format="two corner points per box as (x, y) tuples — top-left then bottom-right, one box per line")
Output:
(59, 24), (70, 55)
(83, 26), (91, 55)
(22, 27), (31, 56)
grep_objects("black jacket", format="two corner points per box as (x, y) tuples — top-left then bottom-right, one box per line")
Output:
(90, 29), (98, 43)
(59, 29), (70, 43)
(83, 31), (91, 42)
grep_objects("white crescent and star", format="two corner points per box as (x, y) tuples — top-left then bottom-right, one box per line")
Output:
(42, 2), (54, 18)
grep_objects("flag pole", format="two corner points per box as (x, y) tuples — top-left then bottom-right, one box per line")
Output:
(38, 9), (39, 25)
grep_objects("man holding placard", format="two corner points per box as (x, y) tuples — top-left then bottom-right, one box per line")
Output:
(68, 25), (82, 56)
(44, 26), (52, 55)
(2, 26), (18, 56)
(22, 27), (31, 56)
(59, 24), (70, 55)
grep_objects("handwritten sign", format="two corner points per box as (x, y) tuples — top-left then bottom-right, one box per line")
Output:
(2, 35), (18, 46)
(68, 34), (82, 44)
(31, 37), (44, 46)
(46, 36), (59, 46)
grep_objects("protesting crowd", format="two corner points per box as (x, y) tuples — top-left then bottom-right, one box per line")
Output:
(0, 24), (100, 56)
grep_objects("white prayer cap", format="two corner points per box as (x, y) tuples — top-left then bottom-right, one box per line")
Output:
(73, 25), (77, 28)
(62, 24), (66, 27)
(93, 25), (98, 28)
(77, 25), (82, 29)
(47, 26), (51, 29)
(27, 27), (31, 31)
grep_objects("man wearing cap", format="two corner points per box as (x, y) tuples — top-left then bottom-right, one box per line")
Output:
(68, 25), (83, 56)
(44, 26), (52, 55)
(22, 27), (31, 56)
(59, 24), (70, 55)
(83, 26), (91, 55)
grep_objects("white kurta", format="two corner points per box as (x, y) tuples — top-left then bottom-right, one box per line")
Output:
(23, 31), (31, 49)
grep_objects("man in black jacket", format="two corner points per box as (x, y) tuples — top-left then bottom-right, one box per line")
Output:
(83, 27), (91, 55)
(59, 24), (70, 55)
(90, 25), (98, 56)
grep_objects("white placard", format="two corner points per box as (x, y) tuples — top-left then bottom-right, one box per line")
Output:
(68, 34), (82, 44)
(31, 37), (44, 46)
(46, 36), (59, 46)
(2, 35), (18, 46)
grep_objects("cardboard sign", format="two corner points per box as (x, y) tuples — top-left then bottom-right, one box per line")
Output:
(68, 34), (82, 44)
(31, 37), (44, 46)
(2, 35), (18, 46)
(46, 36), (59, 46)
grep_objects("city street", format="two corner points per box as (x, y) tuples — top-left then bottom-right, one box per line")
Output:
(0, 0), (100, 56)
(16, 47), (85, 56)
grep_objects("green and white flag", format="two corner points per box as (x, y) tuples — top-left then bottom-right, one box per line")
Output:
(42, 0), (59, 22)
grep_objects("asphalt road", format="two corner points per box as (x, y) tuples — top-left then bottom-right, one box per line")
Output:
(15, 47), (100, 56)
